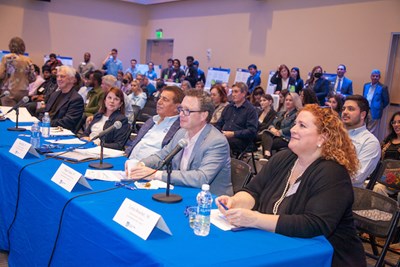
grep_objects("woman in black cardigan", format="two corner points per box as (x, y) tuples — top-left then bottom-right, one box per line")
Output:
(82, 87), (130, 150)
(270, 64), (296, 94)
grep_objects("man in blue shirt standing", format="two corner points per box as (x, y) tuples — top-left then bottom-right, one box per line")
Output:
(125, 59), (139, 79)
(246, 64), (261, 94)
(215, 82), (258, 153)
(102, 48), (123, 77)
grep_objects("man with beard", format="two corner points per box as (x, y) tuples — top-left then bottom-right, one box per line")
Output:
(341, 95), (380, 188)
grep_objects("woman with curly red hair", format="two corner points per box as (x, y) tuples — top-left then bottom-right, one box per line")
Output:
(217, 104), (365, 267)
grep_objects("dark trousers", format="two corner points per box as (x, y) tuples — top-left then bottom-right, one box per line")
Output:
(261, 131), (288, 155)
(228, 137), (250, 155)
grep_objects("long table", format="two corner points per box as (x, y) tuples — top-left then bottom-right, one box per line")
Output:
(0, 120), (333, 266)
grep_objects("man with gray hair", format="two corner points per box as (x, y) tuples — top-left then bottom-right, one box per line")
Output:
(39, 65), (84, 132)
(126, 90), (232, 196)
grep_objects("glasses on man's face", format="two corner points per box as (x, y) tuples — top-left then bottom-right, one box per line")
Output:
(177, 106), (202, 116)
(391, 120), (400, 125)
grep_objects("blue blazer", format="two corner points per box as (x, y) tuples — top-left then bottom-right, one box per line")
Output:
(313, 78), (330, 106)
(141, 124), (233, 196)
(329, 76), (353, 97)
(125, 117), (180, 157)
(363, 82), (390, 120)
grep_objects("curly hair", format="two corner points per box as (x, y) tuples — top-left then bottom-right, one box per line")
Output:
(8, 37), (26, 55)
(302, 104), (359, 178)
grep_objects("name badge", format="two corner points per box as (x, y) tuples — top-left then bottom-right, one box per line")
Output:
(286, 180), (301, 197)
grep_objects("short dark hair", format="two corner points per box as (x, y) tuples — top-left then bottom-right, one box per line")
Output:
(186, 56), (194, 61)
(42, 65), (51, 73)
(33, 64), (40, 75)
(49, 53), (57, 59)
(248, 64), (257, 70)
(185, 90), (215, 123)
(167, 58), (173, 63)
(173, 59), (181, 67)
(162, 85), (185, 104)
(338, 64), (346, 71)
(92, 70), (103, 86)
(345, 95), (370, 116)
(111, 48), (118, 53)
(131, 59), (137, 63)
(100, 87), (125, 115)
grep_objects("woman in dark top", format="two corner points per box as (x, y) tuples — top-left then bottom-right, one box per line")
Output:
(300, 88), (319, 106)
(304, 65), (330, 106)
(260, 92), (302, 158)
(217, 104), (366, 267)
(290, 67), (303, 94)
(82, 87), (130, 150)
(326, 94), (344, 116)
(270, 64), (295, 94)
(257, 94), (277, 132)
(249, 86), (264, 109)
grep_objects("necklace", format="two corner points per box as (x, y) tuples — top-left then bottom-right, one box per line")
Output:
(272, 159), (304, 215)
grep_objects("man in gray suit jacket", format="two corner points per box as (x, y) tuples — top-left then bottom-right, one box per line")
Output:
(126, 90), (232, 196)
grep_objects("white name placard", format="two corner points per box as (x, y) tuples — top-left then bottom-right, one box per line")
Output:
(9, 138), (40, 159)
(113, 198), (172, 240)
(51, 163), (92, 192)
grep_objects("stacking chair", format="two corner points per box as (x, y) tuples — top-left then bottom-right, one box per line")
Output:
(236, 141), (259, 175)
(352, 187), (400, 267)
(376, 159), (400, 199)
(231, 158), (252, 194)
(366, 161), (384, 190)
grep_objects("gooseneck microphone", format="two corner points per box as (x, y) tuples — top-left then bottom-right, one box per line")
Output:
(153, 138), (188, 203)
(5, 96), (29, 115)
(0, 91), (10, 99)
(90, 121), (122, 141)
(161, 139), (188, 167)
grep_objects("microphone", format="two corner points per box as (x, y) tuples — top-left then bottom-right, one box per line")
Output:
(90, 121), (122, 141)
(161, 139), (188, 167)
(5, 96), (29, 115)
(0, 91), (10, 99)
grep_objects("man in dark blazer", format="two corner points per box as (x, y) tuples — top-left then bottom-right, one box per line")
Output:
(363, 69), (390, 139)
(125, 86), (184, 160)
(39, 65), (84, 132)
(329, 64), (353, 98)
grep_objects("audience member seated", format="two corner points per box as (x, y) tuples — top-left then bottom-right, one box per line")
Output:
(125, 85), (184, 160)
(183, 56), (198, 88)
(78, 71), (93, 104)
(181, 80), (192, 91)
(27, 64), (45, 99)
(261, 92), (302, 159)
(257, 94), (277, 134)
(195, 80), (205, 90)
(168, 59), (185, 83)
(342, 95), (381, 188)
(325, 94), (344, 116)
(246, 64), (261, 94)
(290, 67), (304, 94)
(304, 65), (330, 106)
(129, 79), (147, 109)
(300, 88), (319, 106)
(126, 90), (232, 196)
(38, 66), (84, 132)
(141, 75), (157, 97)
(100, 74), (133, 119)
(329, 64), (353, 98)
(215, 82), (258, 154)
(84, 70), (104, 118)
(275, 89), (289, 112)
(249, 86), (264, 109)
(43, 53), (62, 73)
(270, 64), (295, 94)
(209, 84), (229, 125)
(373, 111), (400, 200)
(120, 72), (133, 95)
(144, 61), (157, 81)
(81, 87), (130, 150)
(216, 104), (366, 267)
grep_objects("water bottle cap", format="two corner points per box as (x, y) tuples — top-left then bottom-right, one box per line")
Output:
(44, 112), (49, 116)
(201, 184), (210, 191)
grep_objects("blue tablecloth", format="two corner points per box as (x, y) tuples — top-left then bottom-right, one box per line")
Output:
(0, 120), (333, 266)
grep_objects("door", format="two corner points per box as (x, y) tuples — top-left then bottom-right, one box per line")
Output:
(146, 39), (174, 68)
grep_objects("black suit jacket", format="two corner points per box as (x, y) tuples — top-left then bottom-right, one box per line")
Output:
(43, 88), (84, 132)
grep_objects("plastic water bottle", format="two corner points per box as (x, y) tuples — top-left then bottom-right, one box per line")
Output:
(41, 112), (51, 138)
(30, 121), (41, 149)
(194, 184), (213, 236)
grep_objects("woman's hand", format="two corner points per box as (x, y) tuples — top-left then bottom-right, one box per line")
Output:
(224, 208), (260, 228)
(215, 195), (234, 214)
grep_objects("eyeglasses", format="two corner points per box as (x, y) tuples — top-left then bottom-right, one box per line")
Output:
(391, 120), (400, 125)
(177, 106), (202, 116)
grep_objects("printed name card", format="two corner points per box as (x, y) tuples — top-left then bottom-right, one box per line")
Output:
(9, 138), (40, 159)
(113, 198), (172, 240)
(51, 163), (92, 192)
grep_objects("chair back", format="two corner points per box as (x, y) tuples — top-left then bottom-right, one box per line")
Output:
(352, 187), (400, 238)
(366, 161), (384, 190)
(231, 158), (252, 194)
(377, 159), (400, 192)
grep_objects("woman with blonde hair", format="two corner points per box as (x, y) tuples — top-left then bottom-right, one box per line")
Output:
(217, 104), (365, 267)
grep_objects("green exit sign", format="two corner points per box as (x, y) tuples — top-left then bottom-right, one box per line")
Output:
(156, 29), (163, 39)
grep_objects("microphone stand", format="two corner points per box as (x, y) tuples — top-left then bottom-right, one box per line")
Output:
(7, 107), (26, 132)
(152, 161), (182, 203)
(89, 138), (113, 169)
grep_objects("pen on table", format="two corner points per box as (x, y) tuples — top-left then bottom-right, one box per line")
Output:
(218, 200), (249, 232)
